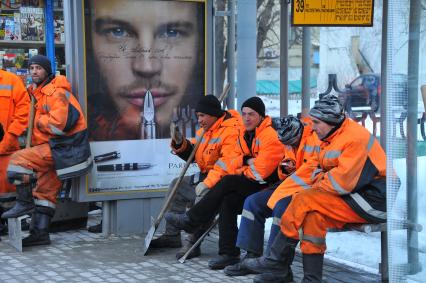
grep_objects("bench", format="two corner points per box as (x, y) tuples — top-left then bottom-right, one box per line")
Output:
(5, 180), (88, 252)
(329, 221), (423, 234)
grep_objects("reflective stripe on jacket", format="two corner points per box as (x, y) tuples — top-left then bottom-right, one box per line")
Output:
(173, 110), (243, 188)
(311, 118), (387, 222)
(268, 125), (320, 209)
(0, 70), (29, 137)
(224, 116), (285, 184)
(270, 118), (387, 222)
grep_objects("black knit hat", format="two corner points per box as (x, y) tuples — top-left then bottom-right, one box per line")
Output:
(28, 55), (52, 75)
(241, 97), (265, 117)
(195, 95), (224, 117)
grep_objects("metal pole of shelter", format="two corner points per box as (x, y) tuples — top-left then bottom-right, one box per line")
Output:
(380, 0), (389, 281)
(45, 0), (55, 74)
(301, 27), (311, 116)
(280, 0), (289, 117)
(206, 0), (214, 96)
(236, 0), (257, 109)
(406, 0), (421, 274)
(226, 0), (236, 109)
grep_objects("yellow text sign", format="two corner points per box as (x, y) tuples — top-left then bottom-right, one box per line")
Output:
(292, 0), (374, 26)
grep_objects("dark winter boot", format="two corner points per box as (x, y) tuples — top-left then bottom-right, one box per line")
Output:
(175, 237), (201, 260)
(22, 206), (54, 247)
(224, 251), (261, 276)
(0, 208), (4, 241)
(1, 185), (35, 219)
(0, 206), (6, 236)
(150, 234), (182, 249)
(151, 218), (183, 249)
(301, 253), (323, 283)
(164, 212), (198, 233)
(208, 254), (241, 270)
(253, 271), (294, 283)
(88, 221), (102, 233)
(237, 232), (297, 277)
(175, 228), (206, 260)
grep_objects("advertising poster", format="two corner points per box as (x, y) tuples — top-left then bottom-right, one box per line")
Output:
(84, 0), (205, 197)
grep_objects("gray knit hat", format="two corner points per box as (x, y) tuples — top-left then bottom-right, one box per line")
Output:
(277, 115), (304, 146)
(309, 94), (345, 125)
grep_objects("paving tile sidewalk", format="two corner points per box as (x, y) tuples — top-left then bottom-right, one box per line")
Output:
(0, 212), (380, 282)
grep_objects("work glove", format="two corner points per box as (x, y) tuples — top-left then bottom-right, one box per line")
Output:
(170, 122), (183, 146)
(280, 158), (296, 175)
(0, 132), (20, 155)
(195, 182), (209, 198)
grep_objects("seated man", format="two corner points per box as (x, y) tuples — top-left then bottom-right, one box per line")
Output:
(166, 97), (285, 270)
(236, 94), (387, 283)
(151, 95), (242, 260)
(2, 55), (92, 247)
(0, 69), (30, 240)
(224, 116), (320, 276)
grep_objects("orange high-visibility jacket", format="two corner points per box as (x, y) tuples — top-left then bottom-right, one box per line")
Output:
(173, 109), (243, 188)
(277, 123), (319, 181)
(0, 70), (29, 139)
(223, 116), (285, 184)
(268, 125), (321, 208)
(28, 75), (92, 179)
(273, 118), (387, 222)
(28, 75), (87, 146)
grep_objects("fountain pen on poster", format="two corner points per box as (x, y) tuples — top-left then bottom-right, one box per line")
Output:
(97, 163), (153, 172)
(141, 89), (156, 139)
(94, 151), (121, 163)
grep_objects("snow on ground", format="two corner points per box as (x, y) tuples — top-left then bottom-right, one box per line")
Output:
(252, 94), (426, 277)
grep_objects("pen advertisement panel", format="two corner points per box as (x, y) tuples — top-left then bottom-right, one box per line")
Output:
(84, 0), (205, 196)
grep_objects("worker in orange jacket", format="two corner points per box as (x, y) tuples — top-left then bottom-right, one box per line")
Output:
(224, 116), (320, 277)
(1, 55), (92, 247)
(166, 97), (285, 270)
(237, 94), (387, 283)
(0, 69), (30, 237)
(150, 95), (243, 260)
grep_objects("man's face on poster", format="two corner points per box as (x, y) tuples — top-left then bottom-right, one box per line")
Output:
(91, 0), (199, 128)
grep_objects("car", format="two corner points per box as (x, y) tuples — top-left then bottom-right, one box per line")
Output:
(338, 74), (381, 114)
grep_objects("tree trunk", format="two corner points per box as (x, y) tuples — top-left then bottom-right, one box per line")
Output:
(257, 0), (275, 57)
(214, 0), (227, 98)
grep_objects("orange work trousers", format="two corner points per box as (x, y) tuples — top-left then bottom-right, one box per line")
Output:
(0, 154), (16, 199)
(280, 189), (367, 254)
(8, 143), (62, 204)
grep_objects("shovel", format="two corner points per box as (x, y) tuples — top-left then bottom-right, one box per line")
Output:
(26, 95), (36, 148)
(142, 84), (231, 255)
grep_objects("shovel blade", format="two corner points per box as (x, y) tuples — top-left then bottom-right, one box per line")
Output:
(142, 224), (156, 255)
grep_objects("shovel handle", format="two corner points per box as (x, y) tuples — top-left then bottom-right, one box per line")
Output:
(153, 83), (231, 227)
(421, 85), (426, 112)
(26, 95), (36, 148)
